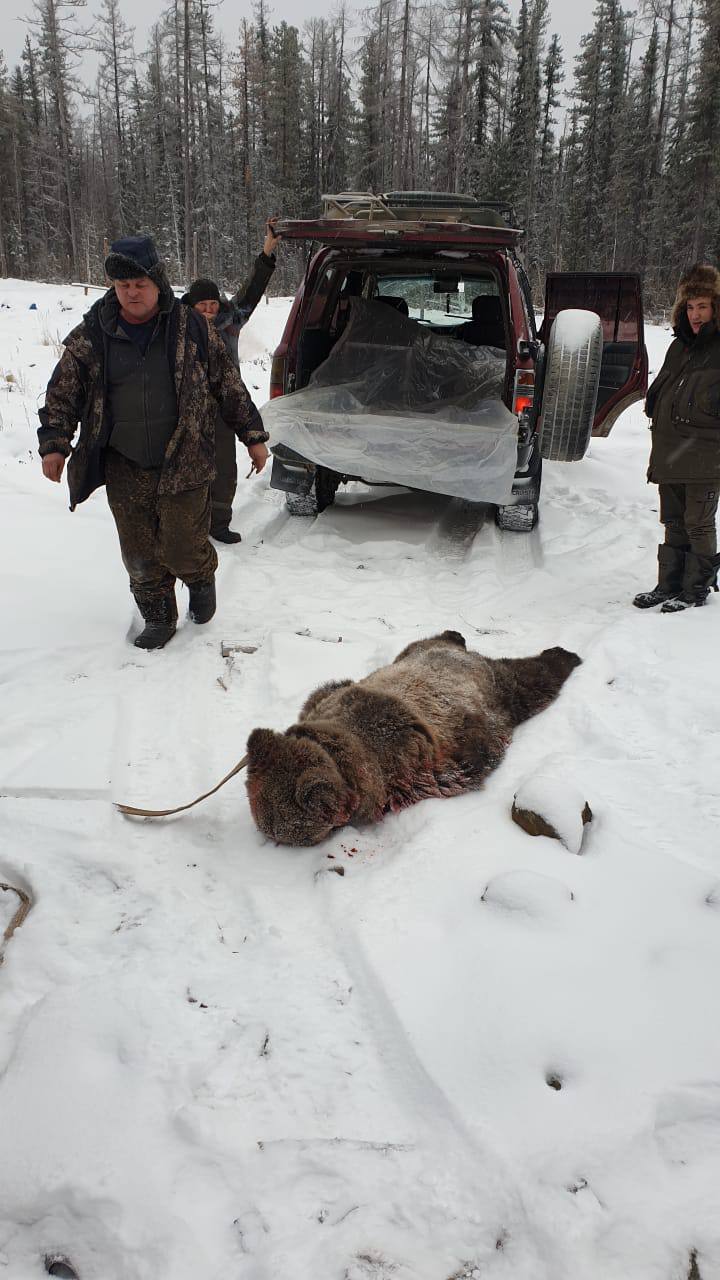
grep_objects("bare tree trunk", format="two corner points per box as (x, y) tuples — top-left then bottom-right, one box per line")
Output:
(459, 0), (473, 190)
(155, 29), (182, 271)
(182, 0), (193, 276)
(396, 0), (411, 186)
(0, 197), (8, 278)
(96, 89), (112, 235)
(423, 15), (432, 182)
(108, 0), (125, 221)
(240, 20), (253, 256)
(651, 0), (674, 181)
(199, 0), (217, 275)
(45, 0), (80, 274)
(12, 133), (27, 273)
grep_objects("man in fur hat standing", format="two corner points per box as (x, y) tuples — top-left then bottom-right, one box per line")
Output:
(37, 234), (269, 649)
(634, 262), (720, 612)
(182, 218), (280, 543)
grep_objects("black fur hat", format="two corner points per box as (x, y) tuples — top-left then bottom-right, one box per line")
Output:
(104, 235), (166, 285)
(182, 278), (222, 307)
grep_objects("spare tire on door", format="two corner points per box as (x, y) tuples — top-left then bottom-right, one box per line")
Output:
(537, 309), (603, 461)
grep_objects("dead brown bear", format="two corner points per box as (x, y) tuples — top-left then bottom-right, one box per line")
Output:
(246, 631), (581, 846)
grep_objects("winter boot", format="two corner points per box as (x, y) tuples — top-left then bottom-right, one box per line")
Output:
(188, 577), (216, 624)
(660, 551), (716, 613)
(210, 525), (242, 544)
(633, 585), (677, 609)
(134, 593), (178, 649)
(633, 543), (686, 608)
(660, 595), (704, 613)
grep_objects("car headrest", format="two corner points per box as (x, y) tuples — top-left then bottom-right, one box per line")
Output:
(472, 294), (502, 323)
(377, 295), (409, 316)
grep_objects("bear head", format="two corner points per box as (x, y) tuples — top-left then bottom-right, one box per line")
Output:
(246, 727), (357, 846)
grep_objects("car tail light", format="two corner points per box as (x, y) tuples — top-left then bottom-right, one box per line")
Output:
(269, 355), (287, 399)
(513, 368), (535, 415)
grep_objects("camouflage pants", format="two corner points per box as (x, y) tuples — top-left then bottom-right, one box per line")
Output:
(659, 482), (719, 557)
(105, 448), (218, 605)
(211, 415), (238, 532)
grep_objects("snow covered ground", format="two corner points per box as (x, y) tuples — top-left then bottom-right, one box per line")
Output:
(1, 278), (719, 1280)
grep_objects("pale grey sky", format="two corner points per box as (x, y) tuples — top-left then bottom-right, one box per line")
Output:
(2, 0), (594, 83)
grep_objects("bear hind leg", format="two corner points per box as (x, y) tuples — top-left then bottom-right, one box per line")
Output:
(492, 647), (581, 726)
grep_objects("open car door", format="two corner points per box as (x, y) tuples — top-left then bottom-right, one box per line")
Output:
(541, 273), (648, 436)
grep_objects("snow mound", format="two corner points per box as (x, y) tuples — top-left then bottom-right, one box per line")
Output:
(480, 869), (574, 922)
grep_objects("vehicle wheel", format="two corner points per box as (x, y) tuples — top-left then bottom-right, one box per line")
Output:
(315, 466), (340, 511)
(495, 502), (538, 532)
(495, 446), (541, 532)
(285, 490), (319, 516)
(537, 308), (603, 461)
(512, 448), (542, 503)
(285, 466), (340, 517)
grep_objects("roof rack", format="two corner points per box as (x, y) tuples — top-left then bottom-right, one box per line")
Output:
(320, 191), (519, 230)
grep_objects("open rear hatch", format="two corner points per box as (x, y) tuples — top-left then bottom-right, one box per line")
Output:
(276, 191), (523, 253)
(264, 296), (518, 505)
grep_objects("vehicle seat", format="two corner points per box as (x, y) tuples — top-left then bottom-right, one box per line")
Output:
(597, 341), (637, 409)
(296, 329), (336, 388)
(458, 295), (506, 348)
(377, 295), (409, 316)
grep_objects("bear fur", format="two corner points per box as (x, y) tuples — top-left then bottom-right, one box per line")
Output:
(246, 631), (581, 847)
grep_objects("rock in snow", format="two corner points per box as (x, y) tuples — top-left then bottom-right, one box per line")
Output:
(512, 758), (593, 854)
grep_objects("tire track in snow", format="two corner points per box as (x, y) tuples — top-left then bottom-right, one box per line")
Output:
(252, 486), (494, 562)
(315, 879), (564, 1275)
(0, 786), (109, 802)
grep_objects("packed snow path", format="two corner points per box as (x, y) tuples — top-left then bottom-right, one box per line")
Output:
(1, 281), (719, 1279)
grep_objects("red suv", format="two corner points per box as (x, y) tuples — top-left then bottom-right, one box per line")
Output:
(265, 192), (648, 530)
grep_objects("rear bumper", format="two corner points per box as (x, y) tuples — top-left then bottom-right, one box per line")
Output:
(269, 428), (538, 503)
(270, 445), (315, 496)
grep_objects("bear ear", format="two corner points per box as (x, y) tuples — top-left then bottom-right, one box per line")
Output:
(295, 773), (340, 822)
(246, 728), (283, 771)
(440, 629), (466, 649)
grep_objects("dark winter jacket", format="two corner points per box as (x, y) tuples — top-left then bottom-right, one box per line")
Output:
(646, 312), (720, 484)
(183, 252), (276, 369)
(220, 252), (275, 354)
(38, 286), (268, 509)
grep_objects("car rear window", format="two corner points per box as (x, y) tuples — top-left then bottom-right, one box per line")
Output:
(375, 274), (499, 327)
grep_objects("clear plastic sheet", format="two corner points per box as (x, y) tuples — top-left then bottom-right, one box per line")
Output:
(262, 298), (519, 504)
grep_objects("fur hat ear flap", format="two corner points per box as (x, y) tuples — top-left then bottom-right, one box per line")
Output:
(246, 727), (283, 771)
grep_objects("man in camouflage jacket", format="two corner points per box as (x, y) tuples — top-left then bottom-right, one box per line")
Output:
(182, 217), (280, 542)
(634, 262), (720, 613)
(37, 234), (269, 649)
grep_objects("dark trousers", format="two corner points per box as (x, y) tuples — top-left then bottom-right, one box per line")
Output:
(659, 482), (719, 556)
(105, 448), (218, 605)
(211, 416), (238, 532)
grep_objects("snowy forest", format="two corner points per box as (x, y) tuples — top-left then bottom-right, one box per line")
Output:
(0, 0), (718, 310)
